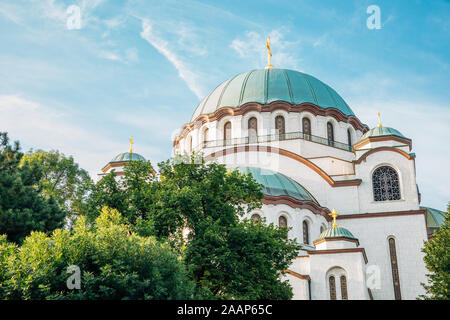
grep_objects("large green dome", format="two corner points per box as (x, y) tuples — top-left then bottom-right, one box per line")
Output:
(110, 152), (146, 163)
(191, 68), (355, 121)
(235, 166), (319, 204)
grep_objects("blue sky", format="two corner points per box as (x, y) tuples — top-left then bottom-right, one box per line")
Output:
(0, 0), (449, 210)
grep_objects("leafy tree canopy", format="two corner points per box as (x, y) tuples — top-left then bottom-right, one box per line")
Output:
(0, 207), (195, 300)
(421, 203), (450, 300)
(20, 149), (93, 219)
(0, 132), (65, 243)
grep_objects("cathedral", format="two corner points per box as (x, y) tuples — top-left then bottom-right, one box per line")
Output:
(99, 40), (445, 300)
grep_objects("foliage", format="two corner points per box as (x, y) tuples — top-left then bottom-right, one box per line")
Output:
(0, 132), (66, 243)
(20, 150), (93, 219)
(0, 207), (195, 300)
(156, 155), (301, 299)
(85, 155), (300, 299)
(420, 204), (450, 300)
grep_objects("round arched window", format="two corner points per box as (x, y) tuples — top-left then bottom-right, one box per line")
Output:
(251, 213), (261, 222)
(279, 215), (287, 227)
(372, 166), (401, 201)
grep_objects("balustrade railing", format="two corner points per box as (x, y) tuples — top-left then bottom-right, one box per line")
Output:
(194, 131), (352, 152)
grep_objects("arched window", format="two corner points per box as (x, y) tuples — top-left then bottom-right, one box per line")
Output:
(279, 215), (287, 228)
(329, 276), (337, 300)
(320, 225), (326, 234)
(340, 275), (348, 300)
(203, 128), (209, 147)
(188, 136), (193, 153)
(302, 117), (311, 140)
(223, 122), (232, 146)
(372, 166), (401, 201)
(251, 213), (261, 222)
(388, 237), (402, 300)
(275, 115), (285, 139)
(327, 122), (334, 146)
(302, 221), (309, 244)
(347, 129), (352, 147)
(248, 117), (258, 142)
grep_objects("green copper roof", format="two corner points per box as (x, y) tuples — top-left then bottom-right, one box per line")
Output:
(421, 207), (446, 229)
(191, 68), (355, 121)
(316, 227), (358, 242)
(110, 152), (146, 163)
(360, 126), (408, 141)
(235, 166), (319, 204)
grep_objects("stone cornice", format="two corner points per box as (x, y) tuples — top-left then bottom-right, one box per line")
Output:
(354, 146), (415, 164)
(262, 195), (332, 221)
(175, 101), (369, 146)
(353, 135), (412, 152)
(307, 248), (368, 264)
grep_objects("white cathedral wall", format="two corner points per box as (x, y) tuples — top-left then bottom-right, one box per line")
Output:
(282, 274), (310, 300)
(337, 214), (428, 300)
(354, 150), (419, 213)
(246, 204), (329, 248)
(308, 252), (369, 300)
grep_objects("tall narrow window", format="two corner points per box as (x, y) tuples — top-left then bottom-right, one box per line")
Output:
(203, 128), (209, 148)
(329, 276), (336, 300)
(340, 276), (348, 300)
(372, 166), (401, 201)
(279, 216), (287, 228)
(347, 129), (352, 147)
(223, 122), (232, 146)
(248, 117), (258, 142)
(389, 238), (402, 300)
(302, 221), (309, 244)
(189, 136), (193, 153)
(302, 117), (311, 140)
(320, 225), (326, 234)
(275, 115), (285, 139)
(327, 122), (334, 146)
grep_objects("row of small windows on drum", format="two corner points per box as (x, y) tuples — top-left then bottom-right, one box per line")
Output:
(217, 116), (353, 145)
(251, 213), (323, 245)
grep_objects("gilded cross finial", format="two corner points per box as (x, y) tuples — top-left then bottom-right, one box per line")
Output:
(129, 136), (134, 153)
(378, 111), (382, 128)
(329, 208), (339, 228)
(266, 36), (274, 69)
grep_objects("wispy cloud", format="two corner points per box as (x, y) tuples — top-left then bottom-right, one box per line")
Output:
(139, 18), (206, 99)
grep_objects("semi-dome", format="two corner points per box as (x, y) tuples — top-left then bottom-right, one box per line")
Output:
(316, 227), (358, 242)
(360, 126), (407, 141)
(110, 152), (146, 163)
(235, 166), (319, 204)
(191, 68), (355, 122)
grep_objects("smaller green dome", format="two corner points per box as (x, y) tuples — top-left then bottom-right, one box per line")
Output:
(110, 152), (146, 163)
(422, 206), (446, 229)
(235, 167), (319, 204)
(360, 126), (407, 141)
(316, 227), (358, 242)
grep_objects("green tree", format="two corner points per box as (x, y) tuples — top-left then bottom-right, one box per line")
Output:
(86, 155), (301, 299)
(421, 204), (450, 300)
(156, 155), (301, 299)
(20, 150), (93, 218)
(0, 132), (66, 243)
(0, 207), (195, 300)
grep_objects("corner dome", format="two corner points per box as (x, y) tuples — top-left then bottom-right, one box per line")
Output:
(316, 227), (358, 242)
(360, 126), (407, 141)
(235, 166), (319, 204)
(191, 68), (355, 122)
(110, 152), (146, 163)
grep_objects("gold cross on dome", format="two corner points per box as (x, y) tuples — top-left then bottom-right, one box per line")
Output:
(378, 111), (382, 128)
(329, 208), (339, 228)
(266, 36), (274, 69)
(129, 136), (134, 153)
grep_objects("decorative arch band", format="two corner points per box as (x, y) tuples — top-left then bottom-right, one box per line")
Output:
(204, 145), (362, 188)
